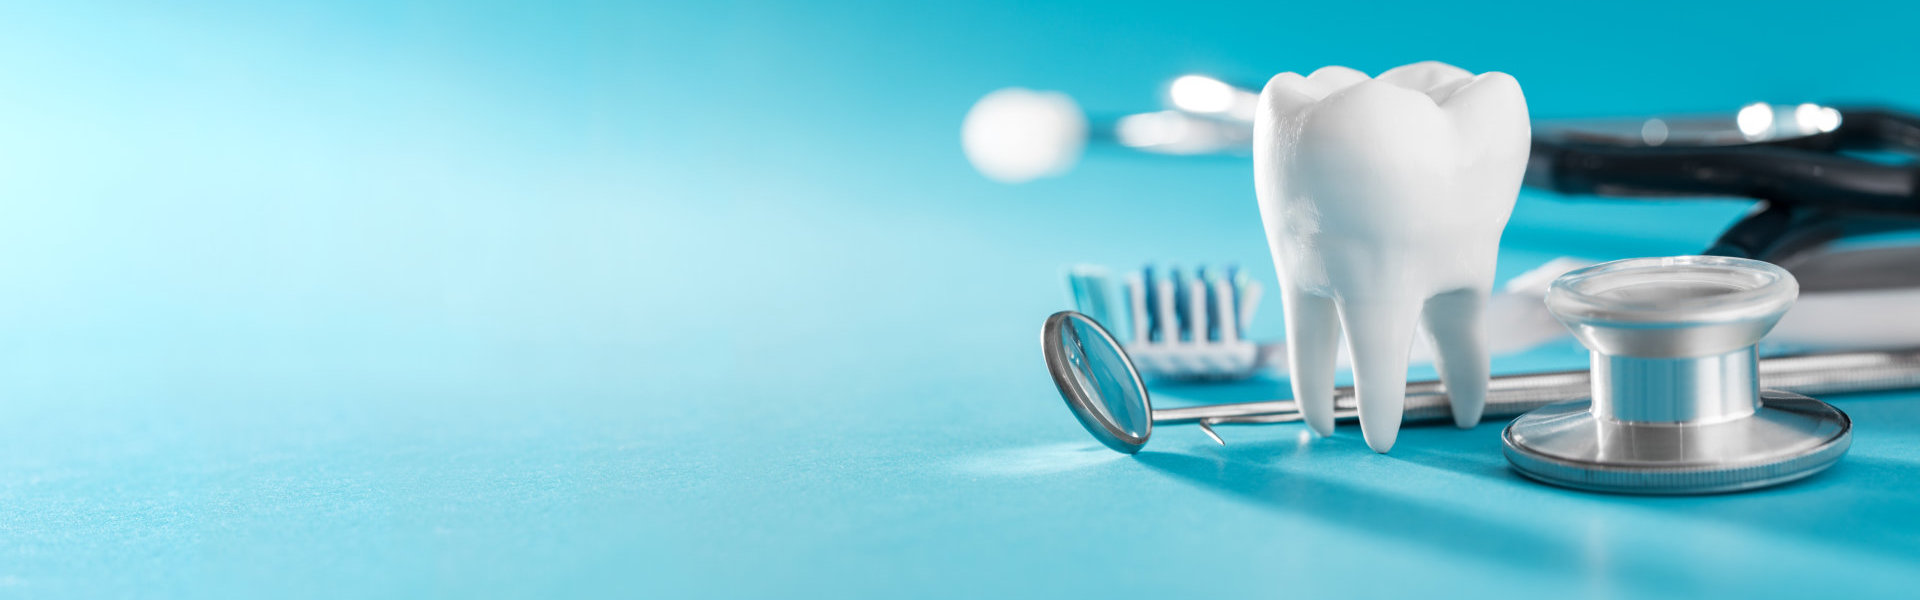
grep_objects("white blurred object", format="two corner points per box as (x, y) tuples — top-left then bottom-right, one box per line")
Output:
(961, 88), (1088, 183)
(1167, 74), (1258, 121)
(962, 86), (1251, 183)
(1773, 287), (1920, 350)
(1766, 243), (1920, 352)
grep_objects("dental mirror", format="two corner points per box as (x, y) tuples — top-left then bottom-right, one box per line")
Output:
(1042, 311), (1152, 453)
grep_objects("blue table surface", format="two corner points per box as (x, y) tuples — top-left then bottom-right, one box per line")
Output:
(3, 1), (1919, 597)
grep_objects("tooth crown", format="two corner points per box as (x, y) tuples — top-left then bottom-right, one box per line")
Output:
(1253, 62), (1530, 453)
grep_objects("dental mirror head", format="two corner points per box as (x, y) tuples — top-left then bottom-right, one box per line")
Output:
(1504, 256), (1852, 494)
(1042, 311), (1152, 453)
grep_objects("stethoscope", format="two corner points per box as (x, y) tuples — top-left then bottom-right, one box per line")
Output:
(1044, 256), (1920, 493)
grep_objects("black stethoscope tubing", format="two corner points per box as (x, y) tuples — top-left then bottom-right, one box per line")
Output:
(1526, 107), (1920, 260)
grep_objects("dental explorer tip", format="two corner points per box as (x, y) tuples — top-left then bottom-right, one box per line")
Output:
(1197, 420), (1226, 445)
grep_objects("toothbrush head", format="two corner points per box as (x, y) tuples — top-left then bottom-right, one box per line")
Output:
(1067, 264), (1264, 381)
(1061, 257), (1590, 383)
(962, 88), (1088, 183)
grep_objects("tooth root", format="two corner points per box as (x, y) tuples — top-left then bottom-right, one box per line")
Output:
(1422, 288), (1490, 428)
(1336, 296), (1422, 453)
(1281, 287), (1341, 437)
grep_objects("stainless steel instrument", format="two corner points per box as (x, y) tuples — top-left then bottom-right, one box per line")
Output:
(1045, 310), (1918, 449)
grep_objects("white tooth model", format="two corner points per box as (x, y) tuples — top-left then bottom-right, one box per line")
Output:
(1253, 61), (1531, 453)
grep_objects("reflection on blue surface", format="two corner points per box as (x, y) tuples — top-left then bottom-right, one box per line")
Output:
(1, 0), (1919, 597)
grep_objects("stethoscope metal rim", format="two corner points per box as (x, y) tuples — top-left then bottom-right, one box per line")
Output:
(1043, 311), (1151, 454)
(1501, 391), (1852, 494)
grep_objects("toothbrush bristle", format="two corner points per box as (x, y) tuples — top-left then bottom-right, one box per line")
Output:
(1170, 266), (1190, 343)
(1125, 273), (1148, 345)
(1142, 265), (1160, 343)
(1066, 266), (1110, 333)
(1065, 262), (1264, 380)
(1200, 266), (1221, 342)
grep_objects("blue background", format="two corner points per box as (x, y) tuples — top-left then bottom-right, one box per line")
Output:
(2, 0), (1918, 597)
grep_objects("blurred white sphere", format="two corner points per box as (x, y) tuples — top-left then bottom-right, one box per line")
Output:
(961, 88), (1087, 183)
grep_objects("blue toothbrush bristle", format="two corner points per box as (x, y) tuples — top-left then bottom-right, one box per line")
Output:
(1200, 266), (1220, 341)
(1067, 262), (1256, 348)
(1066, 266), (1122, 340)
(1142, 265), (1161, 343)
(1228, 265), (1248, 339)
(1170, 266), (1190, 342)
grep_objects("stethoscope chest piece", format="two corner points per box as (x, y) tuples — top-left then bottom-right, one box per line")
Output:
(1502, 256), (1852, 494)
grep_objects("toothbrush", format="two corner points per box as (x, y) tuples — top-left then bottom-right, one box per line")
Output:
(1066, 259), (1587, 381)
(1067, 264), (1265, 380)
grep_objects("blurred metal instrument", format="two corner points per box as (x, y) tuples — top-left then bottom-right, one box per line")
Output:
(965, 78), (1920, 265)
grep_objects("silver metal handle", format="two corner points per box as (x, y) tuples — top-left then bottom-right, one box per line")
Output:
(1154, 348), (1920, 428)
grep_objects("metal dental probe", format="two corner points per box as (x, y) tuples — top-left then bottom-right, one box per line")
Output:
(1155, 348), (1920, 445)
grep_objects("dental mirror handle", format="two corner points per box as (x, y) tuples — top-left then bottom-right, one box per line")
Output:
(1153, 348), (1920, 426)
(1152, 369), (1588, 426)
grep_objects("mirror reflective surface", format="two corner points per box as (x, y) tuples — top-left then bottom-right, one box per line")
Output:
(1043, 312), (1151, 453)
